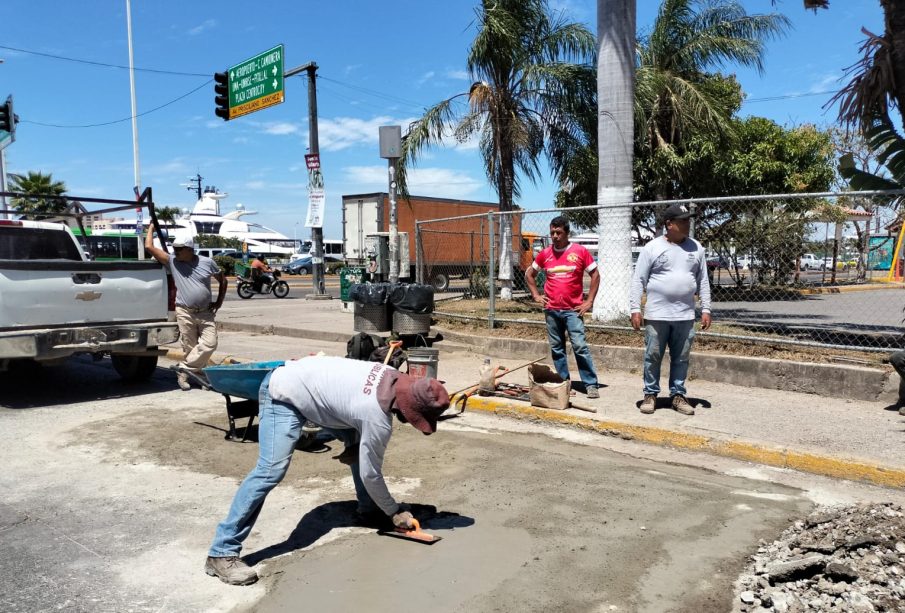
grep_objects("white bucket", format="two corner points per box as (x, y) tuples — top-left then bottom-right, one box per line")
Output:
(407, 347), (439, 379)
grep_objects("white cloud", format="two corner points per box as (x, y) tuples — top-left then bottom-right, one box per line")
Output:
(316, 115), (418, 151)
(446, 69), (469, 81)
(342, 165), (484, 199)
(187, 19), (216, 36)
(809, 72), (842, 94)
(417, 71), (436, 86)
(261, 122), (300, 136)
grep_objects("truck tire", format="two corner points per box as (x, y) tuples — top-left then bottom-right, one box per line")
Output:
(111, 354), (158, 382)
(430, 272), (449, 292)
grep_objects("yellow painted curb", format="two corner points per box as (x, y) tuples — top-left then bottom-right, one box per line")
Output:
(452, 394), (905, 489)
(796, 283), (905, 295)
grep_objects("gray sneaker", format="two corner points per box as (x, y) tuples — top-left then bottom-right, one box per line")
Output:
(671, 395), (695, 415)
(586, 385), (600, 399)
(640, 394), (656, 414)
(205, 556), (258, 585)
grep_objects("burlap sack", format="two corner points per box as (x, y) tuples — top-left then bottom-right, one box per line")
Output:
(528, 363), (571, 410)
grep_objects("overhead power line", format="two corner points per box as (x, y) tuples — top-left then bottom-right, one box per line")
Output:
(24, 80), (212, 128)
(0, 44), (209, 76)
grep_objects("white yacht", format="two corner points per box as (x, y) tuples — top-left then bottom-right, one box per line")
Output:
(102, 185), (297, 257)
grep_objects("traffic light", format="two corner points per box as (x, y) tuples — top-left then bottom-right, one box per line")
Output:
(0, 95), (18, 139)
(214, 72), (230, 121)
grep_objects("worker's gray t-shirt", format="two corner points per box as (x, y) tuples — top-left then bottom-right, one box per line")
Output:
(630, 235), (711, 320)
(269, 356), (401, 516)
(167, 255), (220, 309)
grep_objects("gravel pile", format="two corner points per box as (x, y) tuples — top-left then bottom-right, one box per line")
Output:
(735, 503), (905, 612)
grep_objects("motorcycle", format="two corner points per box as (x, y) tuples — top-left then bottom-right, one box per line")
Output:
(236, 269), (290, 299)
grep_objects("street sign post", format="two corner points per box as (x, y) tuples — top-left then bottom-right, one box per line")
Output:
(227, 45), (285, 119)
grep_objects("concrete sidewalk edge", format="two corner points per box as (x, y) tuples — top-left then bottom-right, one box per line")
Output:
(450, 393), (905, 490)
(163, 348), (904, 491)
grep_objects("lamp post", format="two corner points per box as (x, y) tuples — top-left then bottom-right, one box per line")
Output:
(379, 126), (402, 283)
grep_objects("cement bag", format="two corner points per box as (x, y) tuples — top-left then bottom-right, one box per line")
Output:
(349, 282), (391, 305)
(389, 283), (435, 314)
(528, 363), (571, 410)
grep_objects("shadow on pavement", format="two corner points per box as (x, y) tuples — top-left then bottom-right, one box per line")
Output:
(244, 501), (474, 566)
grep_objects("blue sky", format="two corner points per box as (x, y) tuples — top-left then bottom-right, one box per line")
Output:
(0, 0), (885, 241)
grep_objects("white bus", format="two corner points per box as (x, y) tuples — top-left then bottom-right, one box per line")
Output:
(296, 239), (344, 259)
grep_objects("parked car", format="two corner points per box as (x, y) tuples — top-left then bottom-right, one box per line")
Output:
(282, 255), (343, 275)
(734, 255), (760, 271)
(706, 254), (729, 271)
(799, 253), (824, 271)
(822, 257), (851, 272)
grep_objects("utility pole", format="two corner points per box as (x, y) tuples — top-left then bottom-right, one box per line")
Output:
(286, 61), (328, 298)
(379, 126), (402, 283)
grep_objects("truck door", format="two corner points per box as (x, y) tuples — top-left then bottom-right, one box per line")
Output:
(344, 199), (379, 263)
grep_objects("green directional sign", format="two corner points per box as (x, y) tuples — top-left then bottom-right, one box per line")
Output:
(228, 45), (284, 119)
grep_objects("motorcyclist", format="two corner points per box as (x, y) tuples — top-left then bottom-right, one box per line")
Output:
(250, 255), (274, 292)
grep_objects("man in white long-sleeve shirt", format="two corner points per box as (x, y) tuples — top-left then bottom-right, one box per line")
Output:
(205, 356), (450, 585)
(630, 203), (712, 416)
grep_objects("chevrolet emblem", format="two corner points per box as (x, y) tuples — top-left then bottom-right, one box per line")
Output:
(75, 291), (103, 301)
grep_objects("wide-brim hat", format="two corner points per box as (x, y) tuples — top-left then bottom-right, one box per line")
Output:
(394, 374), (450, 435)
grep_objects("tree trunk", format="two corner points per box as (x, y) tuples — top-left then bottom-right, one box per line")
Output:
(497, 124), (515, 301)
(594, 0), (636, 321)
(882, 0), (905, 119)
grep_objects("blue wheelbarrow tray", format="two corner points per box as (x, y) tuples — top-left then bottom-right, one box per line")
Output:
(203, 360), (285, 400)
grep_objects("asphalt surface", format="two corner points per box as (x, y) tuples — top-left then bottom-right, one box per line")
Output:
(3, 341), (904, 613)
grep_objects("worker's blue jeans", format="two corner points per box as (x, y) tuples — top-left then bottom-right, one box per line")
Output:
(642, 319), (696, 397)
(544, 309), (598, 389)
(208, 372), (375, 558)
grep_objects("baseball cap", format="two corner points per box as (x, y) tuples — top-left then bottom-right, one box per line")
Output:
(172, 237), (195, 249)
(662, 203), (694, 221)
(393, 374), (451, 435)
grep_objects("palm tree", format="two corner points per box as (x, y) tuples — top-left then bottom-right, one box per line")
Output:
(636, 0), (789, 200)
(595, 0), (637, 320)
(8, 171), (70, 219)
(593, 0), (786, 320)
(399, 0), (595, 299)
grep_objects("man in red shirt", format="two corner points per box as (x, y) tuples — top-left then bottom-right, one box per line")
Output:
(525, 216), (601, 398)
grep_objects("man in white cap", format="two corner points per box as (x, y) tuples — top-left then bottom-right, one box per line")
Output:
(630, 203), (712, 415)
(205, 355), (451, 586)
(145, 224), (227, 390)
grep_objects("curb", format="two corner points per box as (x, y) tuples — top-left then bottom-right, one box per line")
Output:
(163, 345), (905, 489)
(452, 393), (905, 490)
(436, 328), (895, 403)
(795, 282), (905, 295)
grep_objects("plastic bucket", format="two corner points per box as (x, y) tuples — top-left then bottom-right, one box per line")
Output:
(407, 347), (439, 379)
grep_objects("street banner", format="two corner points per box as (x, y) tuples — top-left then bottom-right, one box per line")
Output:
(305, 187), (324, 228)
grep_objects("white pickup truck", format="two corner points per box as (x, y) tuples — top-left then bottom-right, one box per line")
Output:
(0, 219), (179, 381)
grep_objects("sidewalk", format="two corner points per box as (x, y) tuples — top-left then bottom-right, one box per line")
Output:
(175, 298), (905, 489)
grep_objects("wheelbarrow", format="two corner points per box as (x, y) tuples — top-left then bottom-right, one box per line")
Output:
(202, 361), (322, 447)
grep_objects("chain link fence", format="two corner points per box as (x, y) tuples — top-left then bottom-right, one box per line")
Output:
(417, 190), (905, 353)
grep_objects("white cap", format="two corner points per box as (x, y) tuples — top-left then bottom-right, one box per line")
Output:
(172, 237), (195, 249)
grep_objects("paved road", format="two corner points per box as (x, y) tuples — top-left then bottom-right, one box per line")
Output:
(2, 338), (902, 612)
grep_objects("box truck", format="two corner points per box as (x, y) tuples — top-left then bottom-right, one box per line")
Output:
(342, 193), (535, 291)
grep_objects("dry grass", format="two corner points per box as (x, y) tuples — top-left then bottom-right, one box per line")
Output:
(434, 298), (888, 367)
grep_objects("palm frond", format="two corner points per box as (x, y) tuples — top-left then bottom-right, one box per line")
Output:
(828, 28), (897, 130)
(397, 94), (467, 198)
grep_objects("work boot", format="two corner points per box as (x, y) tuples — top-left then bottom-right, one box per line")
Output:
(176, 371), (191, 391)
(671, 395), (694, 415)
(900, 405), (905, 417)
(640, 394), (656, 414)
(585, 385), (600, 399)
(204, 556), (258, 586)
